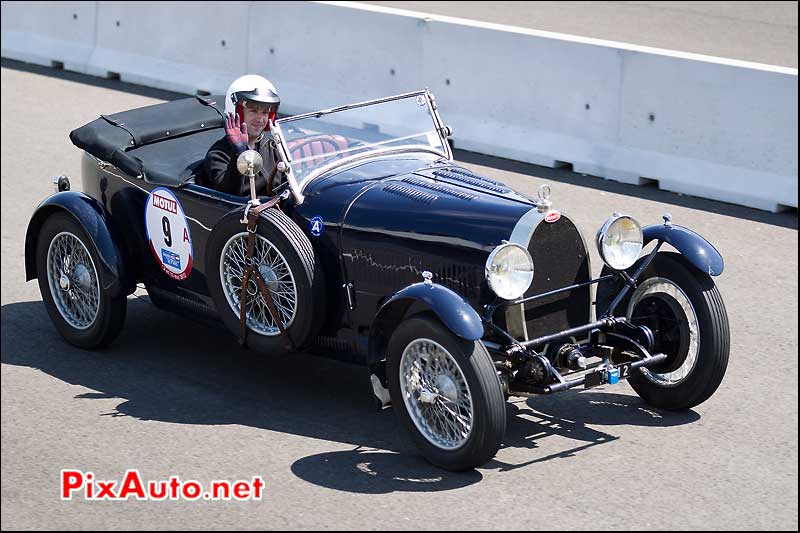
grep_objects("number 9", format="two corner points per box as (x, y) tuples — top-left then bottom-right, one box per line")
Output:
(162, 216), (172, 247)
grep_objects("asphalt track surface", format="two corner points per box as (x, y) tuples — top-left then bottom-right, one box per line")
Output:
(1, 60), (797, 530)
(362, 1), (799, 68)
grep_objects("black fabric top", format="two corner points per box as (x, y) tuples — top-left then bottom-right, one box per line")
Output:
(69, 95), (227, 187)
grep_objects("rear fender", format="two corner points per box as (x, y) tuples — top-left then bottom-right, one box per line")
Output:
(25, 191), (131, 296)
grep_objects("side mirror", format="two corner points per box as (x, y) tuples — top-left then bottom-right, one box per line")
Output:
(236, 150), (263, 177)
(236, 150), (264, 203)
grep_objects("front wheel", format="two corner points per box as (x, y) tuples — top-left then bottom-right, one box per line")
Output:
(596, 252), (730, 410)
(386, 316), (506, 471)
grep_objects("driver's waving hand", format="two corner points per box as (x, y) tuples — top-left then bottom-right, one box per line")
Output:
(204, 75), (282, 196)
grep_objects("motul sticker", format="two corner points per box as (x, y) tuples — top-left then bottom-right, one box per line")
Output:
(145, 188), (193, 281)
(545, 211), (561, 223)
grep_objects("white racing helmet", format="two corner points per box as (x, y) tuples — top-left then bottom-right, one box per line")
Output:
(224, 74), (280, 125)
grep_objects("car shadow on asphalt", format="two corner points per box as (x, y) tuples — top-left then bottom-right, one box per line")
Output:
(2, 298), (698, 493)
(486, 393), (699, 472)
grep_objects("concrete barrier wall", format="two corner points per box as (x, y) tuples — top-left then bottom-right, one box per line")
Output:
(2, 1), (796, 211)
(86, 1), (251, 95)
(1, 1), (96, 72)
(248, 1), (425, 113)
(615, 52), (797, 211)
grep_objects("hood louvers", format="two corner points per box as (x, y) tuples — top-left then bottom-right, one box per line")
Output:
(383, 183), (438, 204)
(402, 177), (477, 201)
(432, 168), (512, 194)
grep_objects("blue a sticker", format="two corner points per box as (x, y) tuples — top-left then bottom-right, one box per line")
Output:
(161, 249), (181, 269)
(309, 216), (324, 237)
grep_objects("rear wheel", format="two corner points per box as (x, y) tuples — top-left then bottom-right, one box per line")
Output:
(36, 212), (127, 349)
(387, 316), (506, 471)
(596, 252), (729, 410)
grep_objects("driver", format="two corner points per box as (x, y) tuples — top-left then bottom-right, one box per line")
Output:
(204, 74), (282, 196)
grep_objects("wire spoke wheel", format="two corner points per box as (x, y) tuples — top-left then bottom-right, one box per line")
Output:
(36, 213), (127, 349)
(220, 232), (298, 336)
(46, 232), (100, 330)
(399, 338), (474, 450)
(387, 316), (506, 470)
(206, 209), (325, 354)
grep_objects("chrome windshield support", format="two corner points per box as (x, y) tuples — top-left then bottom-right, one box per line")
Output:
(269, 122), (305, 205)
(425, 89), (454, 161)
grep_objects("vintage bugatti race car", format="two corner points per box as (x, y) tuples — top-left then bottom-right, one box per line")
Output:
(25, 90), (729, 470)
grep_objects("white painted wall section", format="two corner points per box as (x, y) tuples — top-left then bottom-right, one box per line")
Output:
(84, 1), (251, 95)
(248, 1), (425, 115)
(1, 1), (796, 211)
(1, 1), (96, 73)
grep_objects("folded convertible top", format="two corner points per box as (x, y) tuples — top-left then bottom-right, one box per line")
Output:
(70, 95), (225, 185)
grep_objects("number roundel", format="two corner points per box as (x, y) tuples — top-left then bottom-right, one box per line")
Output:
(144, 187), (193, 280)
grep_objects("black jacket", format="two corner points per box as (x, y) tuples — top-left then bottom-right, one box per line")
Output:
(203, 135), (281, 196)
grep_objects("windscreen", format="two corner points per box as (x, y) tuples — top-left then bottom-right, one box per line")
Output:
(273, 92), (449, 188)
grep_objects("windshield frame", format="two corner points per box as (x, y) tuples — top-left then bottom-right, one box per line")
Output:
(270, 90), (453, 205)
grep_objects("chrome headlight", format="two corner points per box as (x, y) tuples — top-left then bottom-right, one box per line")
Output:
(596, 214), (643, 270)
(485, 243), (534, 300)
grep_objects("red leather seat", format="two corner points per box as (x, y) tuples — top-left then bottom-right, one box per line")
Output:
(287, 134), (349, 173)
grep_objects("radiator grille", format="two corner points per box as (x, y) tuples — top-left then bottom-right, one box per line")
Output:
(522, 216), (591, 338)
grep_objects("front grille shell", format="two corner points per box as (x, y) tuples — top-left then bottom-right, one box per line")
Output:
(499, 214), (592, 341)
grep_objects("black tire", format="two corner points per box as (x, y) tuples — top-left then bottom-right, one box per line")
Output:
(35, 212), (127, 349)
(206, 208), (325, 354)
(386, 316), (506, 471)
(596, 252), (729, 410)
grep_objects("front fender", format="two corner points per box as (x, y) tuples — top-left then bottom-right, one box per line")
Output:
(643, 224), (724, 276)
(25, 191), (130, 296)
(367, 282), (484, 366)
